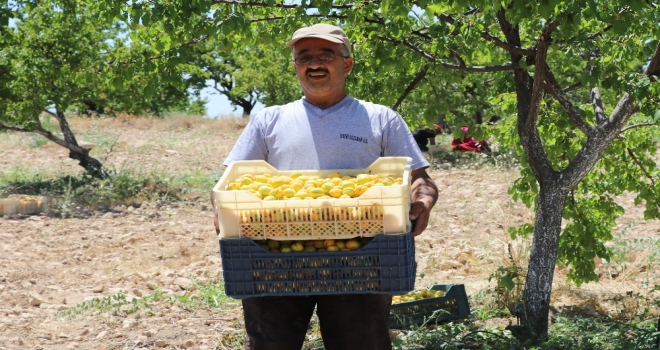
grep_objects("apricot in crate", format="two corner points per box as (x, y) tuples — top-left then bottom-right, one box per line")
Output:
(213, 157), (412, 240)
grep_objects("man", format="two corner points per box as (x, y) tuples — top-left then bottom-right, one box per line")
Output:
(213, 23), (439, 350)
(412, 124), (443, 151)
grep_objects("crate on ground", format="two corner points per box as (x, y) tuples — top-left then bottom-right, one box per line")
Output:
(0, 195), (48, 215)
(213, 157), (412, 240)
(219, 232), (416, 299)
(388, 284), (471, 329)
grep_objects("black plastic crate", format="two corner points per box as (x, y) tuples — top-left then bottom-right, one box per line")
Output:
(388, 284), (471, 328)
(219, 232), (416, 298)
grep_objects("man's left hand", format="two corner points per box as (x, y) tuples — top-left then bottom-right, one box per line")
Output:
(409, 168), (438, 237)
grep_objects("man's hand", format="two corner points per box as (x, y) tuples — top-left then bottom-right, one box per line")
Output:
(409, 167), (438, 237)
(211, 191), (220, 235)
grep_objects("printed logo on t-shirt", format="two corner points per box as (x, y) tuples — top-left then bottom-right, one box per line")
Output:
(340, 133), (368, 144)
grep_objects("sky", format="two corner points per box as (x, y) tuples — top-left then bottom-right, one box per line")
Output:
(199, 86), (266, 119)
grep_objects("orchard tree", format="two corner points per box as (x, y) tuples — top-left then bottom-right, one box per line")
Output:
(98, 0), (660, 340)
(0, 0), (198, 176)
(183, 39), (300, 116)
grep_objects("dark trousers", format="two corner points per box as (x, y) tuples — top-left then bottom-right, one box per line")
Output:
(242, 294), (393, 350)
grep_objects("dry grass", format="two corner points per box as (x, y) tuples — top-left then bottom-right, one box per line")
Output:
(0, 114), (247, 184)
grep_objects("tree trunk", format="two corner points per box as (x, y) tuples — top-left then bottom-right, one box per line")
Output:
(53, 109), (103, 173)
(6, 111), (107, 178)
(39, 109), (105, 177)
(523, 184), (568, 339)
(473, 111), (483, 124)
(236, 98), (255, 117)
(498, 12), (567, 341)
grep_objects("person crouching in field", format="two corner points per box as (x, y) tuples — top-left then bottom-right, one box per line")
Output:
(451, 126), (491, 153)
(412, 124), (443, 152)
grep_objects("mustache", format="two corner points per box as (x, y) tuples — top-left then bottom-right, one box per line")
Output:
(305, 68), (329, 75)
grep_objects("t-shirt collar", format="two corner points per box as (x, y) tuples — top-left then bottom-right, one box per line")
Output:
(302, 95), (353, 117)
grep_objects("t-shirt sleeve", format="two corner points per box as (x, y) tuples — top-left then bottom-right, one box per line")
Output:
(382, 111), (430, 171)
(223, 113), (269, 166)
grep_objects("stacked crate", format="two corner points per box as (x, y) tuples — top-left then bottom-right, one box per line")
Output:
(213, 157), (417, 298)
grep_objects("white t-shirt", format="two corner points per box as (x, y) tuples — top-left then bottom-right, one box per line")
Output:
(223, 96), (429, 171)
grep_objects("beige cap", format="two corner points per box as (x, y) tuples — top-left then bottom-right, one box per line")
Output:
(286, 23), (351, 55)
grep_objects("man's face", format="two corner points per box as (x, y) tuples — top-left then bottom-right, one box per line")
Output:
(292, 38), (354, 100)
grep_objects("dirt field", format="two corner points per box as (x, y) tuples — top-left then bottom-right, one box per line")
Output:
(1, 115), (658, 349)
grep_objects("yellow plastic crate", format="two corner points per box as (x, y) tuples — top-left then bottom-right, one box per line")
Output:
(213, 157), (412, 240)
(0, 195), (48, 215)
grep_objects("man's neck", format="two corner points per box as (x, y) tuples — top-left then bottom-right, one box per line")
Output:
(304, 92), (348, 110)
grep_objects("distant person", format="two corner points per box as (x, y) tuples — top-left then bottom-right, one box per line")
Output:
(412, 124), (443, 151)
(451, 126), (491, 153)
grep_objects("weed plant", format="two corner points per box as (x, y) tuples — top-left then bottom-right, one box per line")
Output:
(54, 290), (160, 320)
(171, 280), (238, 313)
(55, 280), (238, 321)
(387, 316), (660, 350)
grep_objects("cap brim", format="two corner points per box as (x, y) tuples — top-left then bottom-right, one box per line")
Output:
(286, 35), (344, 48)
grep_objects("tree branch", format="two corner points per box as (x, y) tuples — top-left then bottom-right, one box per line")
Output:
(620, 123), (658, 133)
(644, 40), (660, 80)
(497, 7), (554, 185)
(411, 28), (432, 41)
(563, 82), (583, 94)
(441, 61), (518, 72)
(544, 81), (583, 106)
(496, 8), (523, 62)
(449, 48), (465, 67)
(250, 16), (284, 23)
(627, 148), (656, 185)
(562, 92), (636, 190)
(43, 109), (57, 118)
(591, 87), (607, 125)
(211, 0), (354, 9)
(392, 65), (428, 112)
(527, 21), (559, 130)
(1, 116), (71, 150)
(545, 68), (594, 132)
(542, 78), (594, 136)
(603, 93), (636, 132)
(391, 38), (518, 72)
(481, 30), (536, 56)
(31, 124), (70, 149)
(586, 25), (613, 40)
(0, 123), (33, 133)
(53, 109), (79, 146)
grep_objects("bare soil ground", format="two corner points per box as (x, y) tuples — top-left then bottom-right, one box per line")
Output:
(0, 115), (658, 349)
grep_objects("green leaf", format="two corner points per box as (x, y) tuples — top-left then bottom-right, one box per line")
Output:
(452, 125), (465, 139)
(500, 274), (515, 290)
(381, 0), (390, 17)
(612, 19), (629, 35)
(538, 0), (553, 19)
(143, 84), (155, 99)
(426, 4), (445, 17)
(112, 77), (123, 90)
